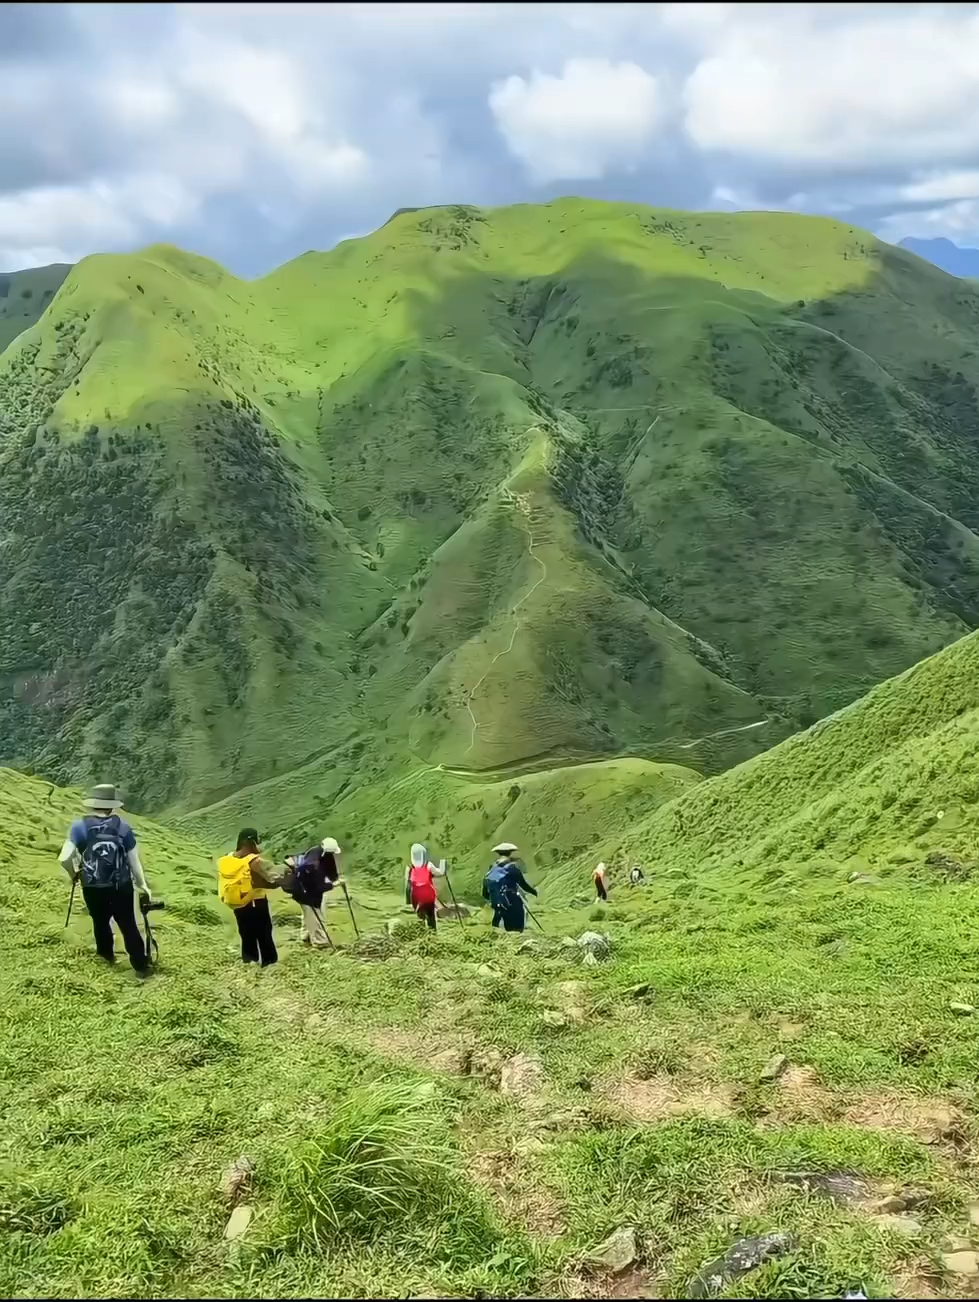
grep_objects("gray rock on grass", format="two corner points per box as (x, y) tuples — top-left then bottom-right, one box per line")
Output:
(687, 1232), (796, 1298)
(587, 1225), (638, 1274)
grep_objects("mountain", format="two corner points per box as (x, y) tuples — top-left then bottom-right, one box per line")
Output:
(4, 199), (979, 816)
(0, 263), (71, 353)
(899, 235), (979, 278)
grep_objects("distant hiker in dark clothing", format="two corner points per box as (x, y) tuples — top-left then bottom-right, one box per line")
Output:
(482, 842), (537, 933)
(593, 861), (609, 901)
(217, 828), (284, 966)
(405, 842), (446, 930)
(629, 864), (645, 887)
(284, 836), (342, 948)
(59, 783), (153, 973)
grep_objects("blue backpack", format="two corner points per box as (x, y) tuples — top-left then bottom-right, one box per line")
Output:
(80, 816), (132, 889)
(483, 862), (514, 907)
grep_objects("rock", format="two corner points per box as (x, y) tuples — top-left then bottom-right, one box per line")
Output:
(848, 873), (879, 885)
(874, 1194), (907, 1214)
(499, 1052), (545, 1099)
(760, 1053), (789, 1083)
(436, 901), (470, 919)
(773, 1171), (868, 1207)
(577, 931), (611, 959)
(944, 1234), (973, 1253)
(873, 1214), (923, 1237)
(469, 1047), (504, 1088)
(950, 1002), (976, 1016)
(477, 964), (501, 979)
(541, 1010), (569, 1028)
(583, 951), (600, 967)
(517, 939), (539, 954)
(223, 1204), (253, 1242)
(688, 1232), (797, 1298)
(943, 1250), (979, 1277)
(587, 1225), (638, 1274)
(431, 1047), (472, 1076)
(560, 937), (578, 950)
(220, 1155), (255, 1207)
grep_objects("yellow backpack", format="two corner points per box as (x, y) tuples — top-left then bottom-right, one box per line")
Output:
(217, 853), (259, 909)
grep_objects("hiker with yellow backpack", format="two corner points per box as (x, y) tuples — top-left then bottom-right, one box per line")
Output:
(217, 828), (285, 966)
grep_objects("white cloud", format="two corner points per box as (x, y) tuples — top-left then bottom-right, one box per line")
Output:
(683, 8), (979, 168)
(879, 198), (979, 244)
(489, 57), (663, 183)
(900, 170), (979, 203)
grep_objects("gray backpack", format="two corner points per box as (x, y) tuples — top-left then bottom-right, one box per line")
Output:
(80, 816), (131, 889)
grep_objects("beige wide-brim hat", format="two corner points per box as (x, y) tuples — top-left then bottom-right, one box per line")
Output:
(83, 783), (124, 810)
(493, 842), (518, 855)
(321, 836), (342, 855)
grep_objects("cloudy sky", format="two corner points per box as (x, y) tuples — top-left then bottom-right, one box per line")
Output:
(4, 1), (979, 275)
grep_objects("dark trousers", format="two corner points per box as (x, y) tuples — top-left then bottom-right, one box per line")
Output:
(82, 886), (147, 971)
(234, 898), (277, 966)
(415, 900), (437, 930)
(492, 898), (525, 933)
(596, 880), (608, 901)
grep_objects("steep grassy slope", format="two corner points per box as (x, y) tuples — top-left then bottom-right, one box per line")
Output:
(0, 263), (71, 353)
(587, 625), (979, 895)
(3, 201), (979, 818)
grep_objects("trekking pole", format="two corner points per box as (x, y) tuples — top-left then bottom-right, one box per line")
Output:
(64, 878), (77, 928)
(441, 861), (466, 930)
(340, 882), (361, 938)
(140, 896), (164, 964)
(312, 905), (336, 950)
(523, 898), (545, 933)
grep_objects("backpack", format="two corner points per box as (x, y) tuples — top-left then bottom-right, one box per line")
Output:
(289, 850), (330, 903)
(80, 816), (132, 890)
(483, 862), (513, 908)
(217, 853), (257, 909)
(408, 863), (437, 907)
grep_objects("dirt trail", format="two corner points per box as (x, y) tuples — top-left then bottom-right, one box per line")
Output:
(465, 489), (547, 756)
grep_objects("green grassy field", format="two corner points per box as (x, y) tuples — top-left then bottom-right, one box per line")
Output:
(2, 201), (979, 840)
(6, 620), (979, 1298)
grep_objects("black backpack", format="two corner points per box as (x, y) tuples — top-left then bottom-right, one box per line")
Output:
(80, 816), (132, 890)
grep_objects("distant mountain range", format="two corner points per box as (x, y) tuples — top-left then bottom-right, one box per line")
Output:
(899, 236), (979, 278)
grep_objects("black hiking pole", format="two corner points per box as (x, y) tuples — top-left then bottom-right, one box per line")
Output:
(64, 878), (77, 928)
(140, 896), (165, 964)
(312, 905), (336, 950)
(523, 898), (545, 934)
(442, 861), (466, 930)
(340, 882), (361, 938)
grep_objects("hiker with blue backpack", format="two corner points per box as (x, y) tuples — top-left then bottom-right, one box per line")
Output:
(284, 836), (343, 948)
(482, 842), (538, 933)
(58, 783), (154, 974)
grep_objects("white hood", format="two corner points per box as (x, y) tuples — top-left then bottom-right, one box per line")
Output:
(410, 843), (428, 868)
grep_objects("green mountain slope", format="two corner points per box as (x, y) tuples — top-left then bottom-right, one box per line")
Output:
(3, 201), (979, 814)
(0, 263), (71, 353)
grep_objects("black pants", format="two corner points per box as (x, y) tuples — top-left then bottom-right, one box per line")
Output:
(82, 886), (147, 971)
(234, 898), (277, 966)
(596, 881), (608, 901)
(415, 900), (437, 930)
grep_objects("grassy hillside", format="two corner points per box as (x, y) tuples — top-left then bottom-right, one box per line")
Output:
(11, 617), (979, 1302)
(3, 201), (979, 820)
(0, 263), (71, 353)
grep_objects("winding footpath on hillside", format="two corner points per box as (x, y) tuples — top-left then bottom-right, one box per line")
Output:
(465, 488), (548, 756)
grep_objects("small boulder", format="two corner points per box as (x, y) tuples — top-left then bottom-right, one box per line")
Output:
(943, 1250), (979, 1277)
(431, 1047), (472, 1076)
(950, 1002), (976, 1016)
(688, 1232), (796, 1298)
(583, 951), (600, 968)
(517, 939), (539, 955)
(587, 1225), (638, 1274)
(760, 1053), (789, 1083)
(477, 964), (501, 979)
(577, 931), (611, 959)
(223, 1204), (253, 1242)
(774, 1171), (868, 1207)
(541, 1010), (569, 1029)
(848, 873), (879, 885)
(499, 1052), (545, 1099)
(220, 1155), (255, 1207)
(873, 1214), (922, 1237)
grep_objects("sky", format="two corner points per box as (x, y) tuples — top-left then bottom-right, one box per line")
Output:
(5, 1), (979, 275)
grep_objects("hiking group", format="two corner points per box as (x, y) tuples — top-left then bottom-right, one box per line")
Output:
(61, 783), (642, 970)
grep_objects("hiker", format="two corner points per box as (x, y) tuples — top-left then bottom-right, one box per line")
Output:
(58, 783), (152, 974)
(217, 828), (284, 966)
(405, 842), (446, 930)
(482, 842), (537, 933)
(593, 861), (609, 901)
(284, 836), (342, 948)
(629, 864), (645, 887)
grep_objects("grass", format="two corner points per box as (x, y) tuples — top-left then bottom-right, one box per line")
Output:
(3, 200), (979, 843)
(0, 263), (71, 353)
(7, 601), (979, 1299)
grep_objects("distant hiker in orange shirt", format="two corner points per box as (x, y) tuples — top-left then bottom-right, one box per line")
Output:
(593, 861), (609, 902)
(405, 842), (446, 930)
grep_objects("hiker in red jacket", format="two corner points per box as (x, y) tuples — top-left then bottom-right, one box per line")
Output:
(405, 842), (446, 930)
